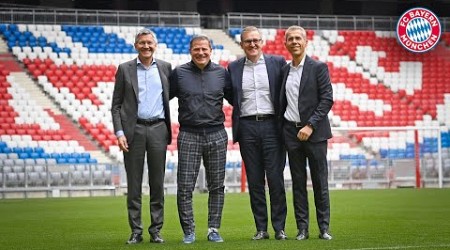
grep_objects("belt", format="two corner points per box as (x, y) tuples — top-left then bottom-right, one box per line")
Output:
(285, 119), (304, 128)
(180, 124), (224, 134)
(241, 114), (275, 121)
(136, 118), (164, 126)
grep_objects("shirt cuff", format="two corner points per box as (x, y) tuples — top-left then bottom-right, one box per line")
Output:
(116, 130), (124, 138)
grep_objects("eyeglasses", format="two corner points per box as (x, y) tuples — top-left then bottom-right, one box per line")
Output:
(242, 39), (262, 45)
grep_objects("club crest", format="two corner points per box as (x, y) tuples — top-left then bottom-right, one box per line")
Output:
(396, 7), (441, 53)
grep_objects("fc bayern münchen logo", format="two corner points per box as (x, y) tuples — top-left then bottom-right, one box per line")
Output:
(396, 7), (441, 53)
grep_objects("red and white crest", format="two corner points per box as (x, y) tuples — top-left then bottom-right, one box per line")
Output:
(396, 7), (441, 53)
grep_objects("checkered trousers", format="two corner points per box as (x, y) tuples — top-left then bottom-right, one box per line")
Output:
(176, 128), (228, 234)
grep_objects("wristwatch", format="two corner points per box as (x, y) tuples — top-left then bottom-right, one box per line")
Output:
(306, 122), (314, 130)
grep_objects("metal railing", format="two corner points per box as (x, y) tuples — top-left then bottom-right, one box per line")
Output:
(0, 163), (119, 198)
(0, 6), (448, 31)
(0, 7), (201, 27)
(227, 12), (450, 31)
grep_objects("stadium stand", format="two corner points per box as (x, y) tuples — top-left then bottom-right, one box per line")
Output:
(229, 28), (450, 179)
(0, 22), (240, 197)
(0, 10), (449, 197)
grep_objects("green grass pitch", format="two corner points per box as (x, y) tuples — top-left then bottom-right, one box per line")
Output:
(1, 188), (450, 250)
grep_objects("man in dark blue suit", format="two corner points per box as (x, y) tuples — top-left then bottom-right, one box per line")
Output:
(280, 25), (334, 241)
(228, 26), (288, 241)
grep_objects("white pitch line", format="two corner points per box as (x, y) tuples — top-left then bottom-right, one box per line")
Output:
(341, 244), (450, 250)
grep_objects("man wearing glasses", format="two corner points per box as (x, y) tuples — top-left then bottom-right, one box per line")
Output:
(228, 26), (288, 241)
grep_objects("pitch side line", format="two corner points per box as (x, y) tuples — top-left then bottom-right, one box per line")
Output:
(342, 244), (450, 250)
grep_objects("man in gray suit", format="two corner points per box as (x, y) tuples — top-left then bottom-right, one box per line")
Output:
(111, 28), (172, 245)
(227, 26), (287, 241)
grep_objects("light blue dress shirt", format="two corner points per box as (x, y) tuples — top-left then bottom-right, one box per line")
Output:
(116, 58), (164, 138)
(137, 58), (165, 120)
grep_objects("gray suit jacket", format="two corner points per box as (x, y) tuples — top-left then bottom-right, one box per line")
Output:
(227, 54), (286, 143)
(111, 58), (172, 144)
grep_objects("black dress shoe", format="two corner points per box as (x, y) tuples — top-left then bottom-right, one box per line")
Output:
(252, 231), (269, 240)
(126, 233), (143, 244)
(319, 230), (332, 240)
(275, 230), (287, 240)
(296, 229), (309, 240)
(150, 232), (165, 243)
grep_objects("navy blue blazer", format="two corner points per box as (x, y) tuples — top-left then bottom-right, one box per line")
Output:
(279, 55), (334, 143)
(227, 54), (287, 143)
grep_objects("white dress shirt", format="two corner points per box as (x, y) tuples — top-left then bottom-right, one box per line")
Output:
(240, 55), (275, 117)
(284, 56), (306, 122)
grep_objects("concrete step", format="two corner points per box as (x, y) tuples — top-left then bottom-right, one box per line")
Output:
(10, 72), (61, 113)
(203, 29), (244, 59)
(89, 150), (113, 164)
(0, 38), (8, 53)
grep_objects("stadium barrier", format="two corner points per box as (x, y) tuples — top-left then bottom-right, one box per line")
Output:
(227, 12), (450, 31)
(1, 7), (448, 32)
(0, 163), (118, 198)
(330, 126), (447, 189)
(1, 126), (448, 199)
(0, 7), (200, 27)
(117, 125), (449, 195)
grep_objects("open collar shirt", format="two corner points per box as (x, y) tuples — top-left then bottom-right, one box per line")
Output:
(136, 57), (164, 120)
(284, 55), (306, 122)
(240, 54), (274, 117)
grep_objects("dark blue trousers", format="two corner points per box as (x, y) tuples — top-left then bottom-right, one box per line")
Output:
(238, 119), (287, 232)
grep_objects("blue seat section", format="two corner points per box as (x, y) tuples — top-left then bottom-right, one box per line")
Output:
(0, 24), (64, 54)
(225, 161), (242, 170)
(1, 24), (48, 49)
(150, 27), (192, 54)
(421, 137), (438, 154)
(228, 28), (241, 38)
(377, 136), (442, 159)
(0, 141), (8, 151)
(150, 27), (223, 54)
(0, 145), (94, 164)
(0, 24), (136, 54)
(0, 24), (9, 33)
(441, 131), (449, 148)
(0, 24), (224, 56)
(61, 25), (134, 53)
(405, 143), (415, 158)
(166, 161), (176, 171)
(379, 148), (407, 159)
(340, 154), (367, 165)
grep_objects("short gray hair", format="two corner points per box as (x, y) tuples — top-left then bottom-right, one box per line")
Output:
(284, 25), (307, 42)
(135, 28), (158, 44)
(240, 26), (262, 41)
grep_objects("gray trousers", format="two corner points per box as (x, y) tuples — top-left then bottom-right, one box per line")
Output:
(124, 121), (168, 235)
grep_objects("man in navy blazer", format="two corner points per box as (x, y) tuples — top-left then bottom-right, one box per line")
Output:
(228, 26), (288, 241)
(280, 25), (334, 241)
(111, 28), (172, 245)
